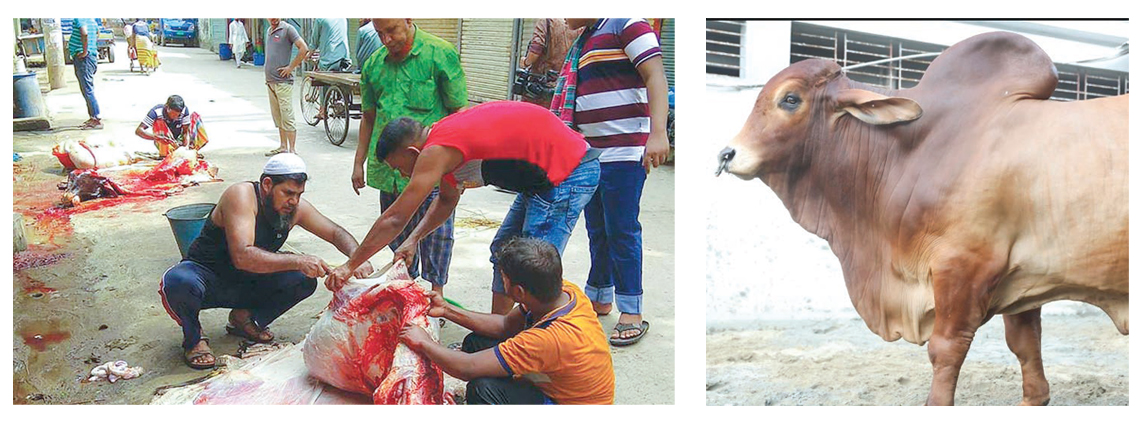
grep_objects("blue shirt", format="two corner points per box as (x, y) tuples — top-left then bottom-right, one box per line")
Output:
(311, 18), (350, 70)
(67, 18), (99, 58)
(356, 22), (382, 70)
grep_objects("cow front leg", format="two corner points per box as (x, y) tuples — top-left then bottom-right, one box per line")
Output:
(926, 322), (976, 405)
(1003, 307), (1050, 406)
(925, 252), (1001, 406)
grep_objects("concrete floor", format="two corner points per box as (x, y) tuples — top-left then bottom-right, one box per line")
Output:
(12, 40), (674, 404)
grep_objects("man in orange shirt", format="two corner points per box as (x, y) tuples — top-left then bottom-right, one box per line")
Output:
(399, 238), (614, 404)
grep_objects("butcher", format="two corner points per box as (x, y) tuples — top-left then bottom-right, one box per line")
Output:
(159, 154), (374, 369)
(716, 32), (1127, 405)
(325, 101), (600, 312)
(398, 238), (615, 404)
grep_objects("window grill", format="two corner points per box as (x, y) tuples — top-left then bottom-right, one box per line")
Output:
(789, 22), (1128, 100)
(707, 20), (744, 77)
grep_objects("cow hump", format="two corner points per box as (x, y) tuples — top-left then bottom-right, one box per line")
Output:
(918, 32), (1058, 101)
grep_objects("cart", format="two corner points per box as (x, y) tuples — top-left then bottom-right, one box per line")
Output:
(301, 71), (361, 146)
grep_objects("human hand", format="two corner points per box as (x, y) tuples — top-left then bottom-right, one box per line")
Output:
(424, 287), (448, 318)
(398, 323), (433, 351)
(353, 261), (374, 279)
(393, 242), (417, 268)
(297, 255), (332, 279)
(351, 165), (365, 195)
(643, 131), (671, 173)
(324, 263), (352, 292)
(277, 66), (292, 78)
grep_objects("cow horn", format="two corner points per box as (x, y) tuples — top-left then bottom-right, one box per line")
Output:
(836, 89), (923, 125)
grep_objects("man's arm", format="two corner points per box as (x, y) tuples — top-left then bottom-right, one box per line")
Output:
(294, 199), (374, 278)
(77, 22), (89, 57)
(392, 181), (460, 265)
(424, 288), (526, 339)
(636, 55), (670, 172)
(400, 326), (509, 382)
(352, 109), (375, 195)
(278, 33), (310, 78)
(342, 150), (453, 272)
(220, 185), (329, 277)
(135, 122), (170, 145)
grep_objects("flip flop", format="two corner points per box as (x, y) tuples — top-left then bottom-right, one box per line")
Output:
(183, 345), (216, 370)
(264, 148), (286, 157)
(225, 319), (274, 343)
(609, 320), (650, 347)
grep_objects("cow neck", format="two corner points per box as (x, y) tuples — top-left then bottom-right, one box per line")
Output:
(791, 84), (938, 344)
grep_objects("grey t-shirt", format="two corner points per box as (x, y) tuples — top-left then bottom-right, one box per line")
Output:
(265, 22), (301, 84)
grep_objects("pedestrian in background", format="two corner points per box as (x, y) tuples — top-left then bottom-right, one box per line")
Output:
(355, 18), (381, 71)
(553, 18), (671, 346)
(229, 19), (249, 68)
(69, 18), (102, 129)
(518, 18), (582, 107)
(352, 18), (467, 297)
(263, 18), (309, 156)
(310, 18), (351, 121)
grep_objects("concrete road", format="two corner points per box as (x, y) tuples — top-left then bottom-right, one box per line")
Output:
(12, 40), (674, 404)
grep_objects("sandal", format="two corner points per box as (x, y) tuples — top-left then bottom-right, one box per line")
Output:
(80, 119), (103, 130)
(264, 148), (286, 157)
(226, 317), (274, 343)
(609, 320), (649, 347)
(183, 341), (216, 370)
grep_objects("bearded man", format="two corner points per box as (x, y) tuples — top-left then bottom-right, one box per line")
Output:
(159, 153), (374, 369)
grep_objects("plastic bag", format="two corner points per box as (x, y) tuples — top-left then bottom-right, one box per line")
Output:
(303, 261), (450, 404)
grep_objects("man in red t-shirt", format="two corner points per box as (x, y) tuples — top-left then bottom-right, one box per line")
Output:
(327, 102), (600, 308)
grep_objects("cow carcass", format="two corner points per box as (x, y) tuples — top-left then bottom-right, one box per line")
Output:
(303, 261), (451, 404)
(152, 262), (451, 405)
(718, 32), (1127, 405)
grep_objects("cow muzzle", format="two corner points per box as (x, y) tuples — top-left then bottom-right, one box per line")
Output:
(715, 147), (736, 177)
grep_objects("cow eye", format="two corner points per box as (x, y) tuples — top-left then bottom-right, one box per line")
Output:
(780, 94), (801, 110)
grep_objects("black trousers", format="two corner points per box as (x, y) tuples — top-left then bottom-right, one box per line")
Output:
(462, 333), (551, 405)
(160, 260), (316, 350)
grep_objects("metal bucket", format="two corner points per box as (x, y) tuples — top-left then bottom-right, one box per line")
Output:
(164, 203), (215, 258)
(14, 72), (45, 118)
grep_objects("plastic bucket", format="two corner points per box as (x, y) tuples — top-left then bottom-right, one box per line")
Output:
(252, 52), (265, 66)
(164, 203), (215, 258)
(219, 43), (233, 60)
(14, 72), (45, 119)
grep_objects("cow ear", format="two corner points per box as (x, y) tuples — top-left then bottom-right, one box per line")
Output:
(836, 89), (923, 125)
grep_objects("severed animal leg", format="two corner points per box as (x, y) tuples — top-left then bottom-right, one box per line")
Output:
(1004, 307), (1050, 406)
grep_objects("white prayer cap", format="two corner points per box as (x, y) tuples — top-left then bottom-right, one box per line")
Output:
(263, 153), (307, 175)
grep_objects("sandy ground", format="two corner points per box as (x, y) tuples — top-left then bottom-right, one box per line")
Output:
(12, 40), (674, 404)
(706, 315), (1128, 406)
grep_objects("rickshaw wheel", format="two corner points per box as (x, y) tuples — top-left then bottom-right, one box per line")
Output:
(300, 76), (321, 127)
(324, 86), (351, 146)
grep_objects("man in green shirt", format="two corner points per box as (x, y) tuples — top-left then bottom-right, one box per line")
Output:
(352, 18), (467, 296)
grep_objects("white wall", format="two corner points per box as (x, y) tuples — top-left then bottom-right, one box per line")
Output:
(704, 21), (1107, 328)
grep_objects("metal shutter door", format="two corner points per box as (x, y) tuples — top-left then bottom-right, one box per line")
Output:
(415, 19), (461, 47)
(661, 19), (675, 87)
(460, 19), (515, 103)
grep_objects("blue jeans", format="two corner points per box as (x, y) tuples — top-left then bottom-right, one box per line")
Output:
(490, 159), (600, 293)
(584, 161), (646, 314)
(380, 187), (454, 286)
(73, 54), (100, 119)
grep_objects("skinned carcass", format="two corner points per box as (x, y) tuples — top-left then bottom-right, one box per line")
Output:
(303, 261), (451, 404)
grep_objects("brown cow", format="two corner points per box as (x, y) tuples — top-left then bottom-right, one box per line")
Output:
(716, 32), (1127, 405)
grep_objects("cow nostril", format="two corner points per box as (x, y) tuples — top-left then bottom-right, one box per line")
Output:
(715, 147), (736, 176)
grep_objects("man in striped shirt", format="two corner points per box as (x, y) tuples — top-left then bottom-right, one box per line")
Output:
(68, 18), (102, 129)
(559, 19), (670, 346)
